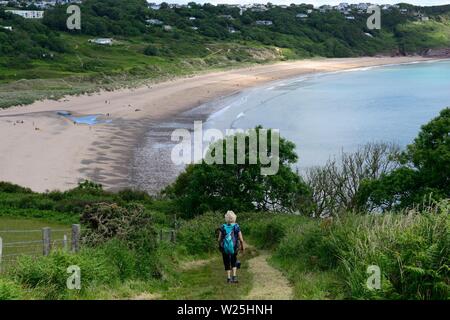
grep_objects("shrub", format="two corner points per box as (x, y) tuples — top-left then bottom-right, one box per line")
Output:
(144, 45), (160, 56)
(177, 212), (221, 255)
(81, 202), (156, 249)
(0, 182), (32, 194)
(81, 203), (161, 279)
(248, 220), (287, 249)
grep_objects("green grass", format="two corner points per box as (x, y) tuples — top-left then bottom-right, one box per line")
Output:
(0, 34), (284, 108)
(0, 217), (72, 271)
(161, 250), (256, 300)
(269, 256), (344, 300)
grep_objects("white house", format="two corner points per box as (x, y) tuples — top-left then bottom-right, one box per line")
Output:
(296, 13), (308, 19)
(163, 25), (173, 31)
(146, 19), (163, 25)
(148, 2), (160, 10)
(345, 16), (356, 20)
(5, 10), (44, 19)
(1, 26), (13, 31)
(89, 38), (113, 45)
(218, 14), (234, 20)
(256, 20), (273, 26)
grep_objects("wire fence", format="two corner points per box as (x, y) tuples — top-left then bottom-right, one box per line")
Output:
(0, 224), (80, 273)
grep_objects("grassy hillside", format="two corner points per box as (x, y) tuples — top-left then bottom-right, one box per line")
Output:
(1, 1), (450, 108)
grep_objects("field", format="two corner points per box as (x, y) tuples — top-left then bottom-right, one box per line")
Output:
(0, 217), (71, 271)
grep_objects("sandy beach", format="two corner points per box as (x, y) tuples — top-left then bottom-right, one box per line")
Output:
(0, 56), (435, 193)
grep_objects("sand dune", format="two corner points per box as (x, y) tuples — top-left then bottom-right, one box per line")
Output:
(0, 57), (434, 192)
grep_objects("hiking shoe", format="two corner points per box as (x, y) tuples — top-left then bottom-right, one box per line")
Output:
(227, 278), (232, 283)
(231, 276), (239, 283)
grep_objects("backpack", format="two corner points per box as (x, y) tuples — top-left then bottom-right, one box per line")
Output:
(222, 223), (238, 255)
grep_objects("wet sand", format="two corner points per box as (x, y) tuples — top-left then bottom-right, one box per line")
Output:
(0, 56), (435, 193)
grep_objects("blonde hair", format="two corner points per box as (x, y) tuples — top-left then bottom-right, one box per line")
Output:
(224, 210), (237, 224)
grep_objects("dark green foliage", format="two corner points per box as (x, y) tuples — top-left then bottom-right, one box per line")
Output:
(247, 219), (287, 250)
(143, 44), (160, 56)
(177, 212), (220, 255)
(0, 180), (155, 224)
(2, 0), (450, 75)
(0, 182), (32, 194)
(358, 108), (450, 210)
(81, 202), (156, 249)
(164, 127), (312, 217)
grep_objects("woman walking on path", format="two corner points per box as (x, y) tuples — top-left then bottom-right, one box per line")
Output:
(218, 210), (246, 283)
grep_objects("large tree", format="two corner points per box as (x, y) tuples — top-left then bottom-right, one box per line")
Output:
(357, 108), (450, 211)
(164, 127), (311, 217)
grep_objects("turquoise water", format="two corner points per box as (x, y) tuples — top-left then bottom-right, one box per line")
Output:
(57, 111), (111, 125)
(204, 60), (450, 171)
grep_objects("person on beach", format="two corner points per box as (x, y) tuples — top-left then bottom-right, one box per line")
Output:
(218, 210), (245, 283)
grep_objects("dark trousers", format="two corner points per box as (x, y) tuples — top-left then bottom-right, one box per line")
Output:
(222, 252), (237, 271)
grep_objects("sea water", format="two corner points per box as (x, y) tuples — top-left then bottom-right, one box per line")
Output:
(204, 60), (450, 171)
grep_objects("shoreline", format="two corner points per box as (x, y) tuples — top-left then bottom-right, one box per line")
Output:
(0, 56), (440, 193)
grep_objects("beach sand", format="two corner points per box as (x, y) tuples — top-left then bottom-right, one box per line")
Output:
(0, 56), (434, 192)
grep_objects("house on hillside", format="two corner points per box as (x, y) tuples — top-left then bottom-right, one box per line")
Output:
(1, 26), (12, 31)
(146, 19), (163, 25)
(319, 5), (332, 13)
(148, 3), (160, 10)
(218, 14), (234, 20)
(296, 13), (308, 19)
(89, 38), (113, 45)
(5, 10), (44, 19)
(256, 20), (273, 26)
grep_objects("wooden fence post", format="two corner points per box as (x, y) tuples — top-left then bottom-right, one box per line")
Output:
(170, 230), (176, 243)
(0, 236), (3, 273)
(71, 224), (80, 253)
(42, 227), (51, 256)
(63, 234), (68, 251)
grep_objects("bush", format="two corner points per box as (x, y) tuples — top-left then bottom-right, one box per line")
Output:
(177, 212), (222, 255)
(81, 202), (156, 249)
(0, 182), (32, 194)
(248, 219), (287, 249)
(81, 203), (161, 279)
(144, 45), (160, 56)
(275, 220), (337, 270)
